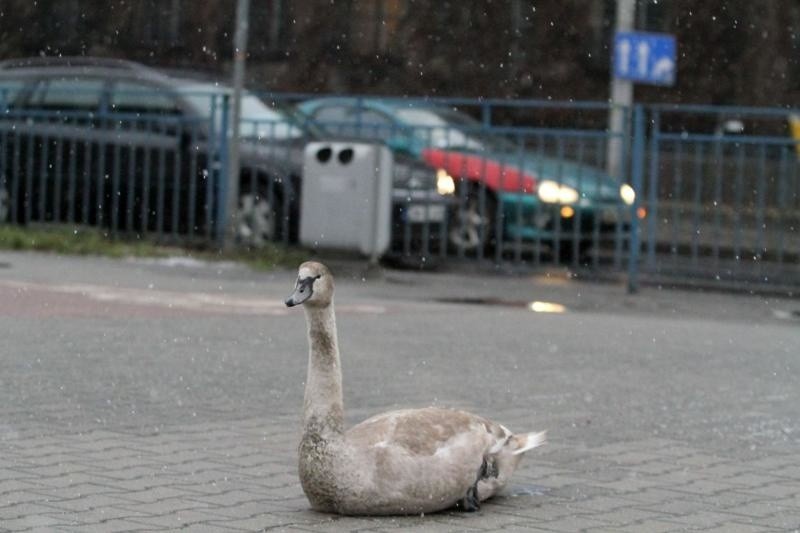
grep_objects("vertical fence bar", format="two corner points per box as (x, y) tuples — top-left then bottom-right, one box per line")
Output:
(95, 122), (107, 228)
(0, 128), (6, 221)
(141, 143), (152, 234)
(171, 123), (183, 238)
(53, 137), (63, 223)
(571, 137), (584, 267)
(592, 136), (602, 268)
(82, 141), (92, 225)
(205, 95), (218, 240)
(24, 133), (34, 224)
(690, 143), (705, 268)
(553, 137), (564, 265)
(111, 128), (122, 236)
(38, 135), (50, 221)
(670, 139), (684, 269)
(126, 144), (137, 233)
(732, 143), (745, 274)
(420, 132), (431, 261)
(156, 121), (167, 237)
(645, 110), (660, 269)
(711, 138), (723, 267)
(627, 105), (645, 293)
(534, 133), (544, 267)
(11, 131), (20, 223)
(755, 144), (767, 277)
(215, 94), (231, 245)
(511, 132), (525, 264)
(187, 125), (198, 238)
(613, 107), (629, 271)
(67, 137), (77, 223)
(477, 120), (488, 261)
(776, 145), (788, 266)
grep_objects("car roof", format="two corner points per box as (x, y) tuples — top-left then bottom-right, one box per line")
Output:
(0, 56), (179, 87)
(299, 96), (435, 113)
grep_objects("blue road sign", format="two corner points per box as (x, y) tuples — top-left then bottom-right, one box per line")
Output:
(613, 31), (676, 86)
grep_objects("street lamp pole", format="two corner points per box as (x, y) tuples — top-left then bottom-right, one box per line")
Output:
(606, 0), (635, 180)
(224, 0), (250, 250)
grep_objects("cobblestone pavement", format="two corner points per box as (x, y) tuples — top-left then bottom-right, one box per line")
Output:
(1, 252), (799, 532)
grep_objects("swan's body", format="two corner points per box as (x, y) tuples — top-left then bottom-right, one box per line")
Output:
(286, 261), (545, 515)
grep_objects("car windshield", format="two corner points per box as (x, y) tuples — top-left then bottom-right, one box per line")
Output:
(179, 86), (305, 140)
(393, 106), (517, 153)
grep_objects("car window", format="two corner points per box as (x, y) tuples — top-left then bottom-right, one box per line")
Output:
(28, 78), (105, 111)
(312, 105), (351, 124)
(0, 79), (25, 106)
(310, 105), (360, 136)
(179, 87), (304, 140)
(111, 81), (181, 115)
(311, 105), (397, 139)
(394, 107), (515, 152)
(354, 109), (396, 140)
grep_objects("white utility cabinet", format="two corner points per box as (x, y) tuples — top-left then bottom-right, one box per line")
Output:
(300, 142), (393, 258)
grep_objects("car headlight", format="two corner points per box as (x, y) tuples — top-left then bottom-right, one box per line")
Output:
(538, 180), (579, 204)
(436, 169), (456, 195)
(620, 183), (636, 205)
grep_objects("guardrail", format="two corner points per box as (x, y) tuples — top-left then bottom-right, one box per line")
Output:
(0, 89), (231, 244)
(634, 104), (800, 290)
(269, 93), (635, 271)
(2, 84), (798, 291)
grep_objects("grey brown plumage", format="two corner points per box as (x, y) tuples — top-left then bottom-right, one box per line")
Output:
(286, 261), (545, 515)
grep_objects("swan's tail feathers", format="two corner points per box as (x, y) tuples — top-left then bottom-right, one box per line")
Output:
(511, 430), (547, 455)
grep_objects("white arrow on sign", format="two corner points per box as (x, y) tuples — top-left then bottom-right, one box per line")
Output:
(637, 42), (650, 77)
(652, 57), (675, 81)
(617, 39), (630, 75)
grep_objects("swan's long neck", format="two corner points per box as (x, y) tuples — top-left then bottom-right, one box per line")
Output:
(302, 303), (344, 438)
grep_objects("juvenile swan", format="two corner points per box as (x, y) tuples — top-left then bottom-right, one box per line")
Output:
(285, 261), (545, 515)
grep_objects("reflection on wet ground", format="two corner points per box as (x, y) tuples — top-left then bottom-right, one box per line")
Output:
(434, 297), (568, 313)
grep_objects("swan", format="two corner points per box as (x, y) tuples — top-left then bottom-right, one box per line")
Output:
(285, 261), (546, 515)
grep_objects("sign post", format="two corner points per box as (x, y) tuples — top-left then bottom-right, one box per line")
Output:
(224, 0), (250, 250)
(607, 26), (676, 179)
(606, 0), (636, 180)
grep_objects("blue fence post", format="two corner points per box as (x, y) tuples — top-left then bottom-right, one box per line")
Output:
(627, 104), (646, 294)
(215, 94), (231, 246)
(646, 109), (660, 268)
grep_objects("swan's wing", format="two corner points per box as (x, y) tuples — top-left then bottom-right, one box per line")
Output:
(340, 408), (538, 513)
(346, 407), (507, 458)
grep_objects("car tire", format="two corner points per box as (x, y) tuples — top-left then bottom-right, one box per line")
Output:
(236, 180), (283, 248)
(448, 185), (497, 254)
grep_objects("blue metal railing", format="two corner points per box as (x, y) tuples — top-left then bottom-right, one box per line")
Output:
(636, 103), (800, 288)
(2, 83), (799, 290)
(0, 88), (231, 244)
(281, 93), (633, 270)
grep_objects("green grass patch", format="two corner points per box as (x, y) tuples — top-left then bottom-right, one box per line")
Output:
(0, 224), (306, 270)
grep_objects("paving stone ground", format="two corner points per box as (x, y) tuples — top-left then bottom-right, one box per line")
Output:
(1, 252), (799, 532)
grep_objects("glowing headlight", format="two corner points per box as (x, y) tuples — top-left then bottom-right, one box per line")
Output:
(436, 169), (456, 195)
(620, 183), (636, 205)
(537, 180), (579, 204)
(529, 301), (567, 313)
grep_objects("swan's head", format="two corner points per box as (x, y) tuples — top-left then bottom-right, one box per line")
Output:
(285, 261), (334, 308)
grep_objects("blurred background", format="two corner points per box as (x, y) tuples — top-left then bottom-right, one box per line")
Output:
(3, 0), (799, 106)
(1, 0), (799, 294)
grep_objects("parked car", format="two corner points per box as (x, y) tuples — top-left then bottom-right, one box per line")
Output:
(298, 97), (638, 258)
(0, 57), (448, 258)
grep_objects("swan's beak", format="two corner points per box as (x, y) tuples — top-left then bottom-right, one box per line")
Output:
(285, 277), (314, 307)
